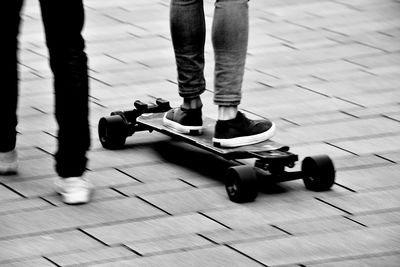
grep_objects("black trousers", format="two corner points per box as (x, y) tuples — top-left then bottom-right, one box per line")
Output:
(1, 0), (90, 178)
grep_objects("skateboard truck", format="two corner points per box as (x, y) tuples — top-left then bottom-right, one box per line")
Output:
(98, 98), (171, 149)
(98, 98), (336, 203)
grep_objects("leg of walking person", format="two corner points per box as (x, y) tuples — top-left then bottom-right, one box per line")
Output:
(0, 0), (24, 174)
(39, 0), (92, 204)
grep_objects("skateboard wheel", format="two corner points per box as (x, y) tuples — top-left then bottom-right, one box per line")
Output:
(98, 115), (128, 149)
(301, 155), (335, 191)
(225, 166), (258, 203)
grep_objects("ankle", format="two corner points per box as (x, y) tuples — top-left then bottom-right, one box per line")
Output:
(218, 106), (238, 121)
(182, 97), (202, 110)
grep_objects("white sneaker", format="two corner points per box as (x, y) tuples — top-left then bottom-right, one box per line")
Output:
(54, 176), (93, 204)
(0, 150), (18, 174)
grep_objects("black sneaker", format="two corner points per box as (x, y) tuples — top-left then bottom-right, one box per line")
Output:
(213, 111), (276, 148)
(163, 106), (203, 135)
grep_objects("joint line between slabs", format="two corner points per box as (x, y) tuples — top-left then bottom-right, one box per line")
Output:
(77, 228), (110, 247)
(0, 183), (27, 198)
(225, 244), (269, 267)
(270, 224), (293, 236)
(114, 168), (144, 183)
(197, 212), (232, 230)
(42, 256), (61, 267)
(314, 197), (353, 216)
(135, 195), (173, 216)
(342, 215), (368, 228)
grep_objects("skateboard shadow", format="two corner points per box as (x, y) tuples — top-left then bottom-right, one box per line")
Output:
(150, 139), (292, 195)
(151, 139), (234, 183)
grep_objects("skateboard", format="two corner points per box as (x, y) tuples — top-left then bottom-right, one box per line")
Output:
(98, 98), (336, 203)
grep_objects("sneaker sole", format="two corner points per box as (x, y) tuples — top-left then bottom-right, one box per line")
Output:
(54, 179), (93, 205)
(61, 191), (91, 205)
(213, 123), (276, 148)
(163, 113), (203, 135)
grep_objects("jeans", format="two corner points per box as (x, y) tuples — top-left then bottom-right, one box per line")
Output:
(1, 0), (90, 178)
(170, 0), (249, 106)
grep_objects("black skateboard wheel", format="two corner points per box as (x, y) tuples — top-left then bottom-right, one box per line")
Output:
(301, 155), (335, 191)
(225, 165), (258, 203)
(98, 115), (128, 149)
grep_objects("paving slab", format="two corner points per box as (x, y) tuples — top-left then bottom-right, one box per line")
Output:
(0, 198), (164, 238)
(0, 230), (102, 263)
(83, 213), (227, 246)
(232, 225), (400, 266)
(336, 165), (400, 191)
(46, 246), (135, 267)
(91, 246), (262, 267)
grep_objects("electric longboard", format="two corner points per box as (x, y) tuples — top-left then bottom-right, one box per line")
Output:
(98, 98), (336, 203)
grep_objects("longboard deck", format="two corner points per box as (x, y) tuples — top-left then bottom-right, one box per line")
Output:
(137, 113), (289, 160)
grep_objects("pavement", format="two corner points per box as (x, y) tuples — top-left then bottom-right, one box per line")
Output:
(1, 0), (400, 266)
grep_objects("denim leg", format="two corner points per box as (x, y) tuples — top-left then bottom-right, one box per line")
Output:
(212, 0), (249, 106)
(0, 0), (24, 152)
(39, 0), (90, 178)
(170, 0), (206, 99)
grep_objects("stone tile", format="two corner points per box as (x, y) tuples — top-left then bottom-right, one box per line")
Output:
(273, 117), (400, 145)
(0, 231), (101, 262)
(204, 199), (343, 229)
(17, 132), (56, 149)
(47, 247), (135, 266)
(201, 225), (285, 245)
(232, 225), (400, 266)
(91, 246), (261, 267)
(0, 258), (54, 267)
(304, 76), (400, 97)
(115, 179), (194, 196)
(0, 185), (22, 202)
(275, 216), (363, 236)
(380, 151), (400, 163)
(352, 210), (400, 227)
(266, 61), (363, 80)
(331, 134), (400, 155)
(284, 112), (353, 126)
(87, 148), (160, 170)
(0, 157), (56, 181)
(0, 198), (164, 238)
(308, 253), (400, 267)
(0, 198), (50, 215)
(83, 214), (226, 246)
(347, 52), (400, 68)
(337, 165), (400, 191)
(140, 187), (237, 215)
(4, 169), (139, 198)
(344, 103), (400, 118)
(369, 65), (400, 76)
(326, 18), (400, 36)
(333, 154), (391, 170)
(243, 97), (356, 119)
(318, 188), (400, 214)
(125, 235), (212, 256)
(337, 90), (400, 107)
(14, 147), (50, 160)
(246, 43), (382, 69)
